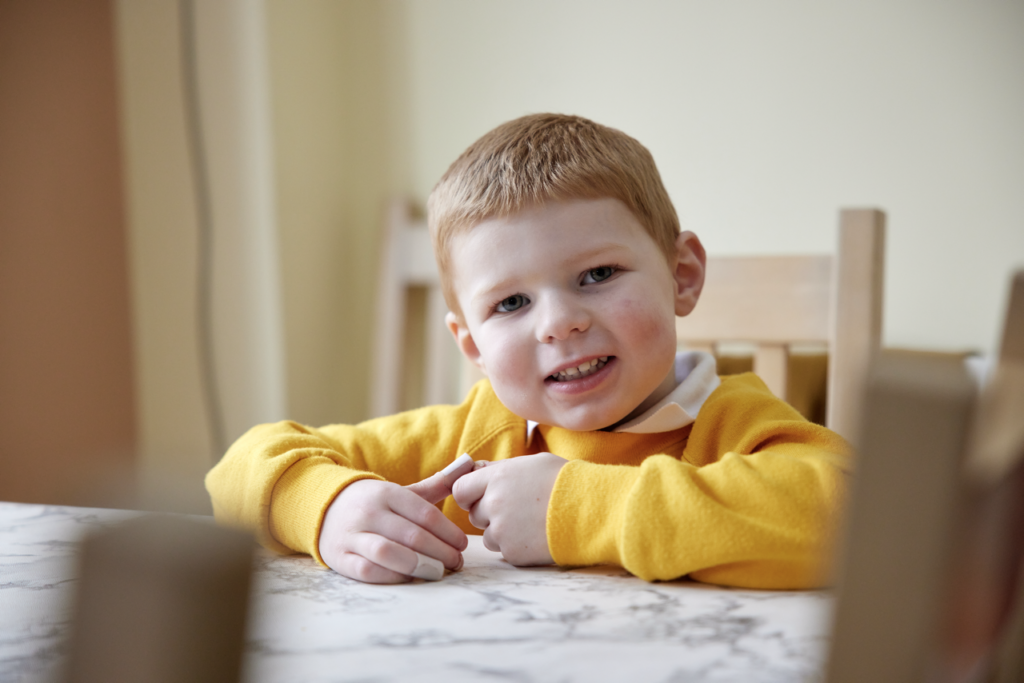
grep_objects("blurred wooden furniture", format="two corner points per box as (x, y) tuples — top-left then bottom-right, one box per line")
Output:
(678, 209), (886, 441)
(823, 350), (975, 683)
(372, 201), (471, 417)
(825, 270), (1024, 683)
(65, 515), (254, 683)
(959, 270), (1024, 683)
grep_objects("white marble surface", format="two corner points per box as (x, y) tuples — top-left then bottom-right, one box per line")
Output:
(0, 501), (834, 682)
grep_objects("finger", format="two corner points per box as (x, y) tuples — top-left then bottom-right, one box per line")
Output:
(403, 473), (453, 506)
(386, 486), (468, 552)
(347, 531), (430, 579)
(410, 552), (445, 581)
(482, 526), (500, 553)
(467, 501), (490, 531)
(405, 453), (475, 505)
(441, 452), (475, 478)
(374, 513), (463, 570)
(334, 550), (411, 584)
(452, 469), (490, 511)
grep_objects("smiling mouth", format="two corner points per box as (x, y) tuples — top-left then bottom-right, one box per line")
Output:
(548, 356), (611, 382)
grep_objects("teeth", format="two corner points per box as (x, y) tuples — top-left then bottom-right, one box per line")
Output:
(551, 357), (610, 382)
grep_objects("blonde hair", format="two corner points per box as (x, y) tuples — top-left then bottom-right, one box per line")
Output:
(428, 113), (680, 318)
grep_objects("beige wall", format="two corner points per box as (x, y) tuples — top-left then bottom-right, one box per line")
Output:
(189, 0), (288, 449)
(0, 0), (137, 505)
(266, 0), (408, 427)
(400, 0), (1024, 357)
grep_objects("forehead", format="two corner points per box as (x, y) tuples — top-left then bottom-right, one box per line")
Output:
(454, 197), (648, 255)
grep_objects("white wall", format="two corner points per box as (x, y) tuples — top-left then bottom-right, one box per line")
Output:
(399, 0), (1024, 356)
(266, 0), (406, 427)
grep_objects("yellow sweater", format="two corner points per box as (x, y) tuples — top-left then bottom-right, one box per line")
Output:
(206, 373), (851, 588)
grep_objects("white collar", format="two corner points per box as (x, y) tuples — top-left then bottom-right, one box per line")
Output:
(526, 350), (720, 439)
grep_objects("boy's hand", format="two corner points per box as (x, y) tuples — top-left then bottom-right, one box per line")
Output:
(318, 456), (475, 584)
(452, 453), (568, 567)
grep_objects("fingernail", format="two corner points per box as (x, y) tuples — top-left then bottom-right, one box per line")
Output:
(453, 554), (464, 572)
(411, 552), (444, 581)
(440, 453), (473, 477)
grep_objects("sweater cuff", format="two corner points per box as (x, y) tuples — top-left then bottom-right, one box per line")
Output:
(546, 460), (640, 568)
(269, 457), (383, 565)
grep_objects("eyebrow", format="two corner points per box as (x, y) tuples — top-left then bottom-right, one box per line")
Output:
(565, 242), (632, 265)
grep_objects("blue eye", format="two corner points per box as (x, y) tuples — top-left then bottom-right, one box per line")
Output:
(496, 294), (529, 313)
(583, 266), (615, 284)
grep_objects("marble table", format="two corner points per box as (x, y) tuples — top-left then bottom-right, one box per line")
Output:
(0, 501), (834, 682)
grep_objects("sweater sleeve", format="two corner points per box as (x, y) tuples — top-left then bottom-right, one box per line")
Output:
(204, 391), (486, 564)
(545, 373), (852, 589)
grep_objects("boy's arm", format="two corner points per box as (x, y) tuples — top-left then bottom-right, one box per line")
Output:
(547, 374), (852, 589)
(205, 398), (480, 562)
(205, 419), (383, 559)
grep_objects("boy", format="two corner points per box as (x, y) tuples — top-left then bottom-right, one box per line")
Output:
(206, 114), (850, 588)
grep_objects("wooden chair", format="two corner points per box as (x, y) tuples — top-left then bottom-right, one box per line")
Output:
(677, 208), (886, 441)
(371, 200), (473, 417)
(824, 270), (1024, 683)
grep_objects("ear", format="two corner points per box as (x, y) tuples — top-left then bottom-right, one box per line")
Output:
(445, 311), (487, 374)
(671, 231), (706, 317)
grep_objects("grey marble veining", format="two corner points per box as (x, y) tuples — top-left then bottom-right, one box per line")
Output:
(0, 503), (137, 683)
(0, 501), (833, 682)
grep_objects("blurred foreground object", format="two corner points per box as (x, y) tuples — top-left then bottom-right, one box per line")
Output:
(826, 270), (1024, 683)
(961, 271), (1024, 683)
(65, 515), (254, 683)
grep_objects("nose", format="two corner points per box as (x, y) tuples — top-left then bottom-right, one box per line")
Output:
(534, 292), (591, 343)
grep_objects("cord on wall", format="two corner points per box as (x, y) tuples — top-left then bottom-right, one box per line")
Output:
(178, 0), (226, 460)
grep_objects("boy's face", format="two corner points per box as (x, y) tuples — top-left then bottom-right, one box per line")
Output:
(446, 198), (706, 431)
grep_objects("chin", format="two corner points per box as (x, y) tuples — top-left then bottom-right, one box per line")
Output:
(502, 391), (628, 432)
(550, 409), (627, 433)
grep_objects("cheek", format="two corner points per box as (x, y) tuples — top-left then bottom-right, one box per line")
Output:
(476, 332), (536, 416)
(610, 294), (677, 352)
(475, 327), (532, 383)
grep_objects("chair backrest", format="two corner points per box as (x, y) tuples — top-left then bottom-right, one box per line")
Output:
(824, 270), (1024, 683)
(677, 208), (886, 441)
(371, 200), (476, 417)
